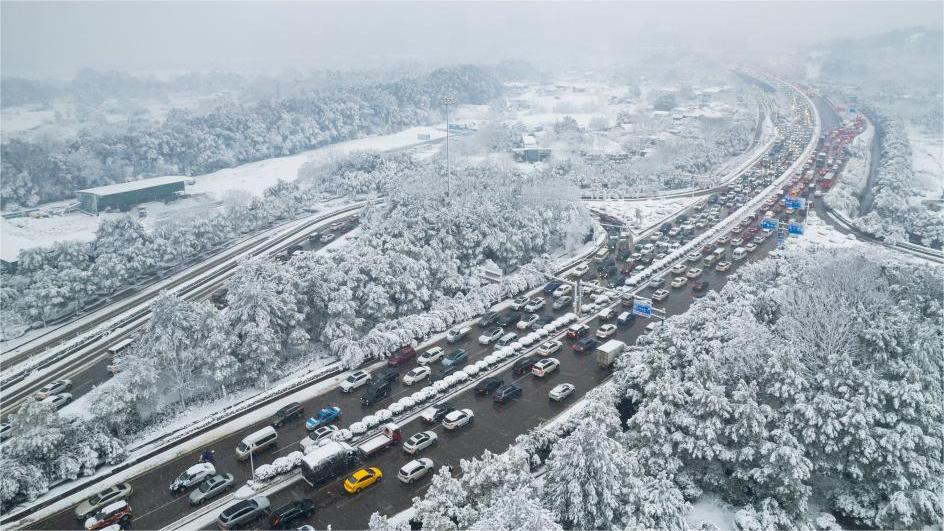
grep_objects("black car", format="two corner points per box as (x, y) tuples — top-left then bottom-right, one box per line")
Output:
(512, 355), (540, 376)
(478, 311), (501, 328)
(474, 378), (503, 395)
(573, 337), (600, 353)
(496, 312), (521, 327)
(543, 281), (562, 294)
(431, 365), (460, 382)
(374, 368), (399, 387)
(360, 381), (391, 407)
(422, 402), (455, 423)
(271, 402), (304, 428)
(493, 384), (523, 404)
(269, 499), (315, 529)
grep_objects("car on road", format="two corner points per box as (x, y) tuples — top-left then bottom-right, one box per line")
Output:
(617, 311), (635, 326)
(442, 409), (474, 430)
(652, 289), (670, 302)
(572, 263), (590, 277)
(403, 366), (431, 386)
(670, 264), (687, 275)
(478, 311), (501, 327)
(188, 473), (235, 506)
(671, 276), (688, 288)
(543, 281), (563, 294)
(510, 354), (540, 375)
(716, 261), (732, 272)
(344, 468), (382, 494)
(552, 295), (572, 310)
(523, 297), (545, 312)
(572, 337), (600, 353)
(549, 383), (576, 402)
(496, 332), (518, 348)
(398, 458), (434, 484)
(686, 267), (703, 278)
(387, 345), (417, 367)
(745, 242), (758, 253)
(537, 340), (562, 356)
(320, 233), (336, 243)
(360, 383), (391, 407)
(517, 313), (540, 330)
(269, 499), (316, 529)
(446, 326), (471, 344)
(43, 393), (72, 410)
(0, 423), (11, 440)
(647, 276), (665, 289)
(403, 431), (438, 454)
(693, 281), (710, 297)
(75, 483), (133, 520)
(339, 370), (371, 393)
(421, 403), (455, 423)
(34, 379), (72, 400)
(531, 358), (560, 377)
(510, 295), (530, 311)
(595, 324), (617, 339)
(478, 327), (504, 345)
(553, 284), (573, 298)
(496, 312), (521, 327)
(170, 462), (216, 493)
(217, 495), (270, 530)
(716, 235), (730, 245)
(474, 377), (503, 395)
(493, 383), (523, 404)
(306, 406), (341, 431)
(441, 349), (469, 368)
(417, 346), (445, 365)
(83, 501), (131, 531)
(300, 425), (339, 450)
(431, 364), (461, 382)
(566, 323), (590, 340)
(271, 402), (304, 428)
(373, 368), (399, 387)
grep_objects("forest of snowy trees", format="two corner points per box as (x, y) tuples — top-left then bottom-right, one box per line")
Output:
(406, 245), (943, 530)
(0, 65), (502, 207)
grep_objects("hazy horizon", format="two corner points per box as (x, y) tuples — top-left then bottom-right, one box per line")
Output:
(2, 1), (942, 79)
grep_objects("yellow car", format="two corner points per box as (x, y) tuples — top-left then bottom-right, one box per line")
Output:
(343, 467), (382, 494)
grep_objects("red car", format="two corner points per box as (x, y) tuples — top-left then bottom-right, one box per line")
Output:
(387, 345), (417, 367)
(748, 226), (761, 234)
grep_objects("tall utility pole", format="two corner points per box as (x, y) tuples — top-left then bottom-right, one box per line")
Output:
(442, 95), (457, 199)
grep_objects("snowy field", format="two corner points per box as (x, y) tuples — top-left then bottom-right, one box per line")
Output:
(585, 196), (699, 234)
(907, 127), (943, 204)
(0, 125), (444, 260)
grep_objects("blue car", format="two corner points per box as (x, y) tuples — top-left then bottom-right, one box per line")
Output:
(305, 406), (341, 431)
(543, 281), (563, 294)
(441, 349), (468, 368)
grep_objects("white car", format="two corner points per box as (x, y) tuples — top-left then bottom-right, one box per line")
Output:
(715, 261), (732, 272)
(403, 366), (431, 386)
(716, 235), (730, 245)
(340, 370), (371, 392)
(398, 458), (434, 484)
(517, 313), (540, 330)
(645, 322), (661, 333)
(300, 425), (339, 450)
(572, 263), (589, 277)
(403, 431), (438, 455)
(43, 393), (72, 410)
(745, 243), (758, 253)
(671, 276), (688, 288)
(552, 284), (572, 298)
(523, 297), (545, 312)
(442, 409), (474, 430)
(687, 253), (701, 263)
(446, 326), (470, 344)
(478, 328), (504, 345)
(686, 267), (703, 278)
(549, 383), (576, 402)
(647, 277), (665, 289)
(595, 324), (617, 339)
(417, 346), (445, 365)
(532, 358), (560, 377)
(537, 340), (562, 356)
(169, 462), (216, 493)
(670, 264), (687, 274)
(509, 296), (530, 311)
(652, 289), (670, 302)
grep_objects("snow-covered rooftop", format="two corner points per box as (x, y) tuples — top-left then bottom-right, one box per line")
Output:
(77, 176), (193, 197)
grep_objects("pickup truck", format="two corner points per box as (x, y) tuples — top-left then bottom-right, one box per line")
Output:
(357, 424), (402, 458)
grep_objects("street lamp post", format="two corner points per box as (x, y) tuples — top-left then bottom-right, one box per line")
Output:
(442, 95), (457, 199)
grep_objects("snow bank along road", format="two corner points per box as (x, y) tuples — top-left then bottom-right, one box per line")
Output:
(0, 203), (365, 417)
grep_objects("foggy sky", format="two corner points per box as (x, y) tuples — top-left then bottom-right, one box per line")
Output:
(2, 1), (941, 78)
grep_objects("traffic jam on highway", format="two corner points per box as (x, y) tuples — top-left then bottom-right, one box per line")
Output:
(21, 84), (819, 531)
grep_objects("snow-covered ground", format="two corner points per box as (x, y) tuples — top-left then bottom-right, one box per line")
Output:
(0, 126), (444, 260)
(907, 127), (943, 204)
(687, 494), (737, 529)
(585, 196), (699, 235)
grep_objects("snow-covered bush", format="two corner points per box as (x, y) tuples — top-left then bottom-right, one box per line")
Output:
(252, 451), (303, 483)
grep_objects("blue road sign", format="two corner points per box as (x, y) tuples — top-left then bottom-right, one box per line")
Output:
(788, 222), (804, 235)
(784, 197), (805, 210)
(761, 218), (778, 230)
(632, 299), (652, 317)
(849, 107), (856, 114)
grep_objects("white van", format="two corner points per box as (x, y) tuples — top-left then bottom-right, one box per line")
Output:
(732, 247), (748, 261)
(236, 426), (278, 461)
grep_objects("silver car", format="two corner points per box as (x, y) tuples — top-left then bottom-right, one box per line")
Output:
(189, 473), (235, 505)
